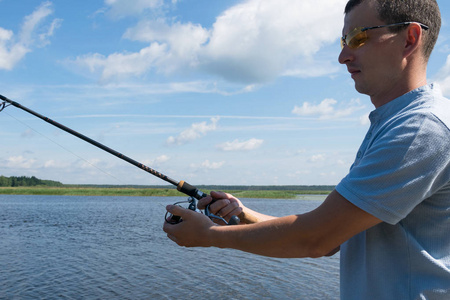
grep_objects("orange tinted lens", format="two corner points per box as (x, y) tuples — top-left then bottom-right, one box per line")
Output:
(346, 27), (368, 49)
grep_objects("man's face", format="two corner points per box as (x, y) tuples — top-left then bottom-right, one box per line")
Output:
(338, 1), (406, 106)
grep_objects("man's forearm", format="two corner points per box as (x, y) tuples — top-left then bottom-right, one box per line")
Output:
(239, 206), (277, 224)
(210, 214), (329, 258)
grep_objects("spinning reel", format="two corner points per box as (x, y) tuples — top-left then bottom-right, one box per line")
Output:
(165, 196), (240, 226)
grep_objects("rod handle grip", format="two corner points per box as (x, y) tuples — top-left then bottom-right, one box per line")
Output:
(177, 180), (206, 199)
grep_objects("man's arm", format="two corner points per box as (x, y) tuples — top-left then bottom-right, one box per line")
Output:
(163, 190), (382, 258)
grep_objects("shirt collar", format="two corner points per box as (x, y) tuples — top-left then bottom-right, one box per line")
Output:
(368, 84), (439, 123)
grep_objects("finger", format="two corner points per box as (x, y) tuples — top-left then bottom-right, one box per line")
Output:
(166, 204), (188, 216)
(165, 205), (193, 224)
(210, 199), (233, 216)
(228, 207), (244, 221)
(163, 210), (189, 241)
(166, 233), (177, 243)
(210, 217), (227, 226)
(218, 202), (242, 219)
(208, 199), (230, 215)
(197, 195), (213, 210)
(210, 190), (231, 199)
(211, 191), (242, 206)
(163, 217), (177, 233)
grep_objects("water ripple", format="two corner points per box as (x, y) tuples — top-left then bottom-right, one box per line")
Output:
(0, 195), (339, 299)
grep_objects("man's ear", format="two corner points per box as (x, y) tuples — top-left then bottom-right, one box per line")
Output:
(403, 23), (422, 58)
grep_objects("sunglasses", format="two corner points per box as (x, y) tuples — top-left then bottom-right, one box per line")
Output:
(341, 22), (429, 49)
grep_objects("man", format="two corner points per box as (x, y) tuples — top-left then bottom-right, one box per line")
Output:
(163, 0), (450, 298)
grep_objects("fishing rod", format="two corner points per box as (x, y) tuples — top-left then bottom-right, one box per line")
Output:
(0, 94), (239, 225)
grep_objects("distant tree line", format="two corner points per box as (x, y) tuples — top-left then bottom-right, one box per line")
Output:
(0, 177), (333, 191)
(66, 184), (335, 191)
(0, 176), (63, 187)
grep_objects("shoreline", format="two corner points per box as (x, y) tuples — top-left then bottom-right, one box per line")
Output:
(0, 186), (331, 199)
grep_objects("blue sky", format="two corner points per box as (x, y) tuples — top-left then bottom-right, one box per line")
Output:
(1, 0), (449, 186)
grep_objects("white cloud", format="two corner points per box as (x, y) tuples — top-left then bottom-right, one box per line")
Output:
(282, 57), (340, 78)
(202, 0), (346, 83)
(293, 98), (336, 116)
(0, 1), (60, 70)
(44, 160), (71, 168)
(71, 0), (347, 84)
(123, 19), (209, 73)
(292, 98), (365, 119)
(166, 117), (219, 145)
(21, 1), (57, 45)
(0, 30), (27, 70)
(38, 18), (62, 47)
(5, 156), (37, 169)
(20, 129), (36, 138)
(435, 54), (450, 96)
(201, 160), (225, 170)
(0, 28), (13, 41)
(75, 18), (210, 82)
(216, 138), (263, 151)
(309, 154), (326, 162)
(154, 154), (169, 164)
(142, 154), (170, 166)
(189, 159), (225, 171)
(104, 0), (164, 18)
(359, 112), (370, 126)
(320, 171), (337, 178)
(72, 43), (167, 82)
(79, 158), (102, 169)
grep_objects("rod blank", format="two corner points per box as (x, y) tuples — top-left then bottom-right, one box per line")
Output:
(0, 94), (204, 196)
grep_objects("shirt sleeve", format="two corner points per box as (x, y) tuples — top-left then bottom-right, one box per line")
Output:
(336, 112), (450, 225)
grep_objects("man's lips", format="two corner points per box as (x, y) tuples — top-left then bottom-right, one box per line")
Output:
(348, 68), (361, 78)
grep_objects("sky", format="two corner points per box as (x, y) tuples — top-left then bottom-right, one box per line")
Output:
(0, 0), (449, 186)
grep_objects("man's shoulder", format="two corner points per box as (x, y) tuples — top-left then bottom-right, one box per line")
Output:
(430, 93), (450, 130)
(398, 84), (450, 130)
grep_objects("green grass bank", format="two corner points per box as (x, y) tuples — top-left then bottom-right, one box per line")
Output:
(0, 186), (332, 199)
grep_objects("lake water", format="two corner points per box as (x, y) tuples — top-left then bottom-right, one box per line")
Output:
(0, 194), (339, 299)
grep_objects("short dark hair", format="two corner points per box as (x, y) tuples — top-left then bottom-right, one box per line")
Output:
(344, 0), (441, 60)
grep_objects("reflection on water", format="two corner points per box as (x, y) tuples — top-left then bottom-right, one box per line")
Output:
(0, 195), (339, 299)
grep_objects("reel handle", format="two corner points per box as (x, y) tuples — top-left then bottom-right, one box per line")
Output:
(228, 215), (240, 225)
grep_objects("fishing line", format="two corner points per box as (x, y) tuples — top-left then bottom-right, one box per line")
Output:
(1, 109), (125, 184)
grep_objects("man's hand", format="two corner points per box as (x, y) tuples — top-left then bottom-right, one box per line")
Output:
(198, 191), (244, 224)
(163, 205), (216, 247)
(199, 191), (275, 224)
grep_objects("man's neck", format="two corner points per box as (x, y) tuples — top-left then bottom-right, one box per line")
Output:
(370, 67), (428, 108)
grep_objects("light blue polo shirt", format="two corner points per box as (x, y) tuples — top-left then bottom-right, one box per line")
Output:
(336, 84), (450, 299)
